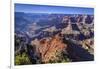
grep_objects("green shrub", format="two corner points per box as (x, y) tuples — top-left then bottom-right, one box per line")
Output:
(15, 52), (31, 65)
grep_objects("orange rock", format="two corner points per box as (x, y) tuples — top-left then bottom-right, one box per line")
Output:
(32, 34), (67, 63)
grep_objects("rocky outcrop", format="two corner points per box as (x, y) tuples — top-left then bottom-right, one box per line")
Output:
(31, 34), (67, 63)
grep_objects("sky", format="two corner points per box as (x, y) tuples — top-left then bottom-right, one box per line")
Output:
(15, 3), (94, 14)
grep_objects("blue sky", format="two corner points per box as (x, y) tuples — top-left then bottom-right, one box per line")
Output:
(15, 3), (94, 14)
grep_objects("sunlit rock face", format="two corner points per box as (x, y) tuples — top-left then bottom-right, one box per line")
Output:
(82, 38), (94, 54)
(31, 34), (67, 63)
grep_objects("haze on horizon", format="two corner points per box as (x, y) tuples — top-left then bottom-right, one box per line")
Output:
(15, 3), (94, 15)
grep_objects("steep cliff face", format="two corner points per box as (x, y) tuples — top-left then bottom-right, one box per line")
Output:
(31, 34), (67, 63)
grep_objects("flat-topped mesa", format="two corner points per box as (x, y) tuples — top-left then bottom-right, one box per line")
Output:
(62, 16), (70, 24)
